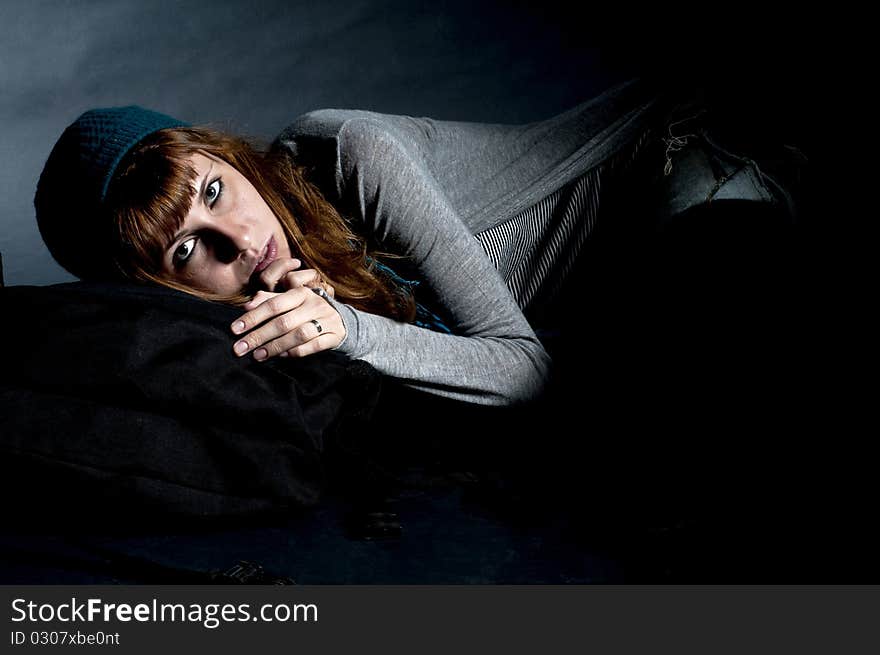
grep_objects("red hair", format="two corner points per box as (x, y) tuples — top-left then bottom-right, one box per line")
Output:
(105, 127), (416, 321)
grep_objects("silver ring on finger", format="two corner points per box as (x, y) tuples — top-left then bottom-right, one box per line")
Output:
(310, 319), (323, 334)
(311, 287), (330, 301)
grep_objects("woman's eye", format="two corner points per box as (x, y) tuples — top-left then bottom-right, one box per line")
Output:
(205, 178), (223, 206)
(173, 237), (198, 264)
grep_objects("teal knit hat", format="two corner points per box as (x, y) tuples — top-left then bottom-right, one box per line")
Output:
(34, 106), (189, 281)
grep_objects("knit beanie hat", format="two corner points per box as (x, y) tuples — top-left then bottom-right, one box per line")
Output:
(34, 106), (189, 281)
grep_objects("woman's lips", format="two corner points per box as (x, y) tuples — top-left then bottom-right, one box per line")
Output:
(253, 236), (278, 275)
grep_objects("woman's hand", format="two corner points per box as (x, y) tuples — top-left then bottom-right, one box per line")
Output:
(231, 258), (344, 360)
(255, 256), (335, 298)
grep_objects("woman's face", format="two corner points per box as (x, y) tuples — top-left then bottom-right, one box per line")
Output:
(159, 152), (292, 295)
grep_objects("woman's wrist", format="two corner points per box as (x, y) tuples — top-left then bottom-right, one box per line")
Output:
(324, 297), (356, 354)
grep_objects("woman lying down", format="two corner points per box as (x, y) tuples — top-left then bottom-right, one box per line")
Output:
(33, 79), (796, 407)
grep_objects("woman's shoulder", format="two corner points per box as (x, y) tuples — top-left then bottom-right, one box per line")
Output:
(274, 108), (413, 152)
(277, 108), (369, 140)
(272, 109), (429, 190)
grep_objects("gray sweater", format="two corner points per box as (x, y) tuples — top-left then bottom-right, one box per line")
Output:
(272, 80), (661, 405)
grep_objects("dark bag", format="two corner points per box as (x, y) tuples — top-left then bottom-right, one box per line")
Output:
(0, 282), (381, 525)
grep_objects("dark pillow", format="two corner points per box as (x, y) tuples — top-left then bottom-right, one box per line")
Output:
(0, 282), (381, 525)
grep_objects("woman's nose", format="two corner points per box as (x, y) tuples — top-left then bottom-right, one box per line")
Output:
(215, 221), (257, 263)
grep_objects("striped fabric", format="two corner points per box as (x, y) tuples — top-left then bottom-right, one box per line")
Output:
(474, 129), (652, 315)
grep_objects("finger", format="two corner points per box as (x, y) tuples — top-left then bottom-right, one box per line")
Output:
(251, 313), (332, 360)
(242, 289), (279, 311)
(279, 268), (323, 291)
(257, 257), (302, 291)
(284, 333), (342, 358)
(231, 288), (307, 340)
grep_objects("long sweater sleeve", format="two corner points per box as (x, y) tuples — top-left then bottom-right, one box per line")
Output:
(272, 81), (661, 405)
(321, 118), (551, 406)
